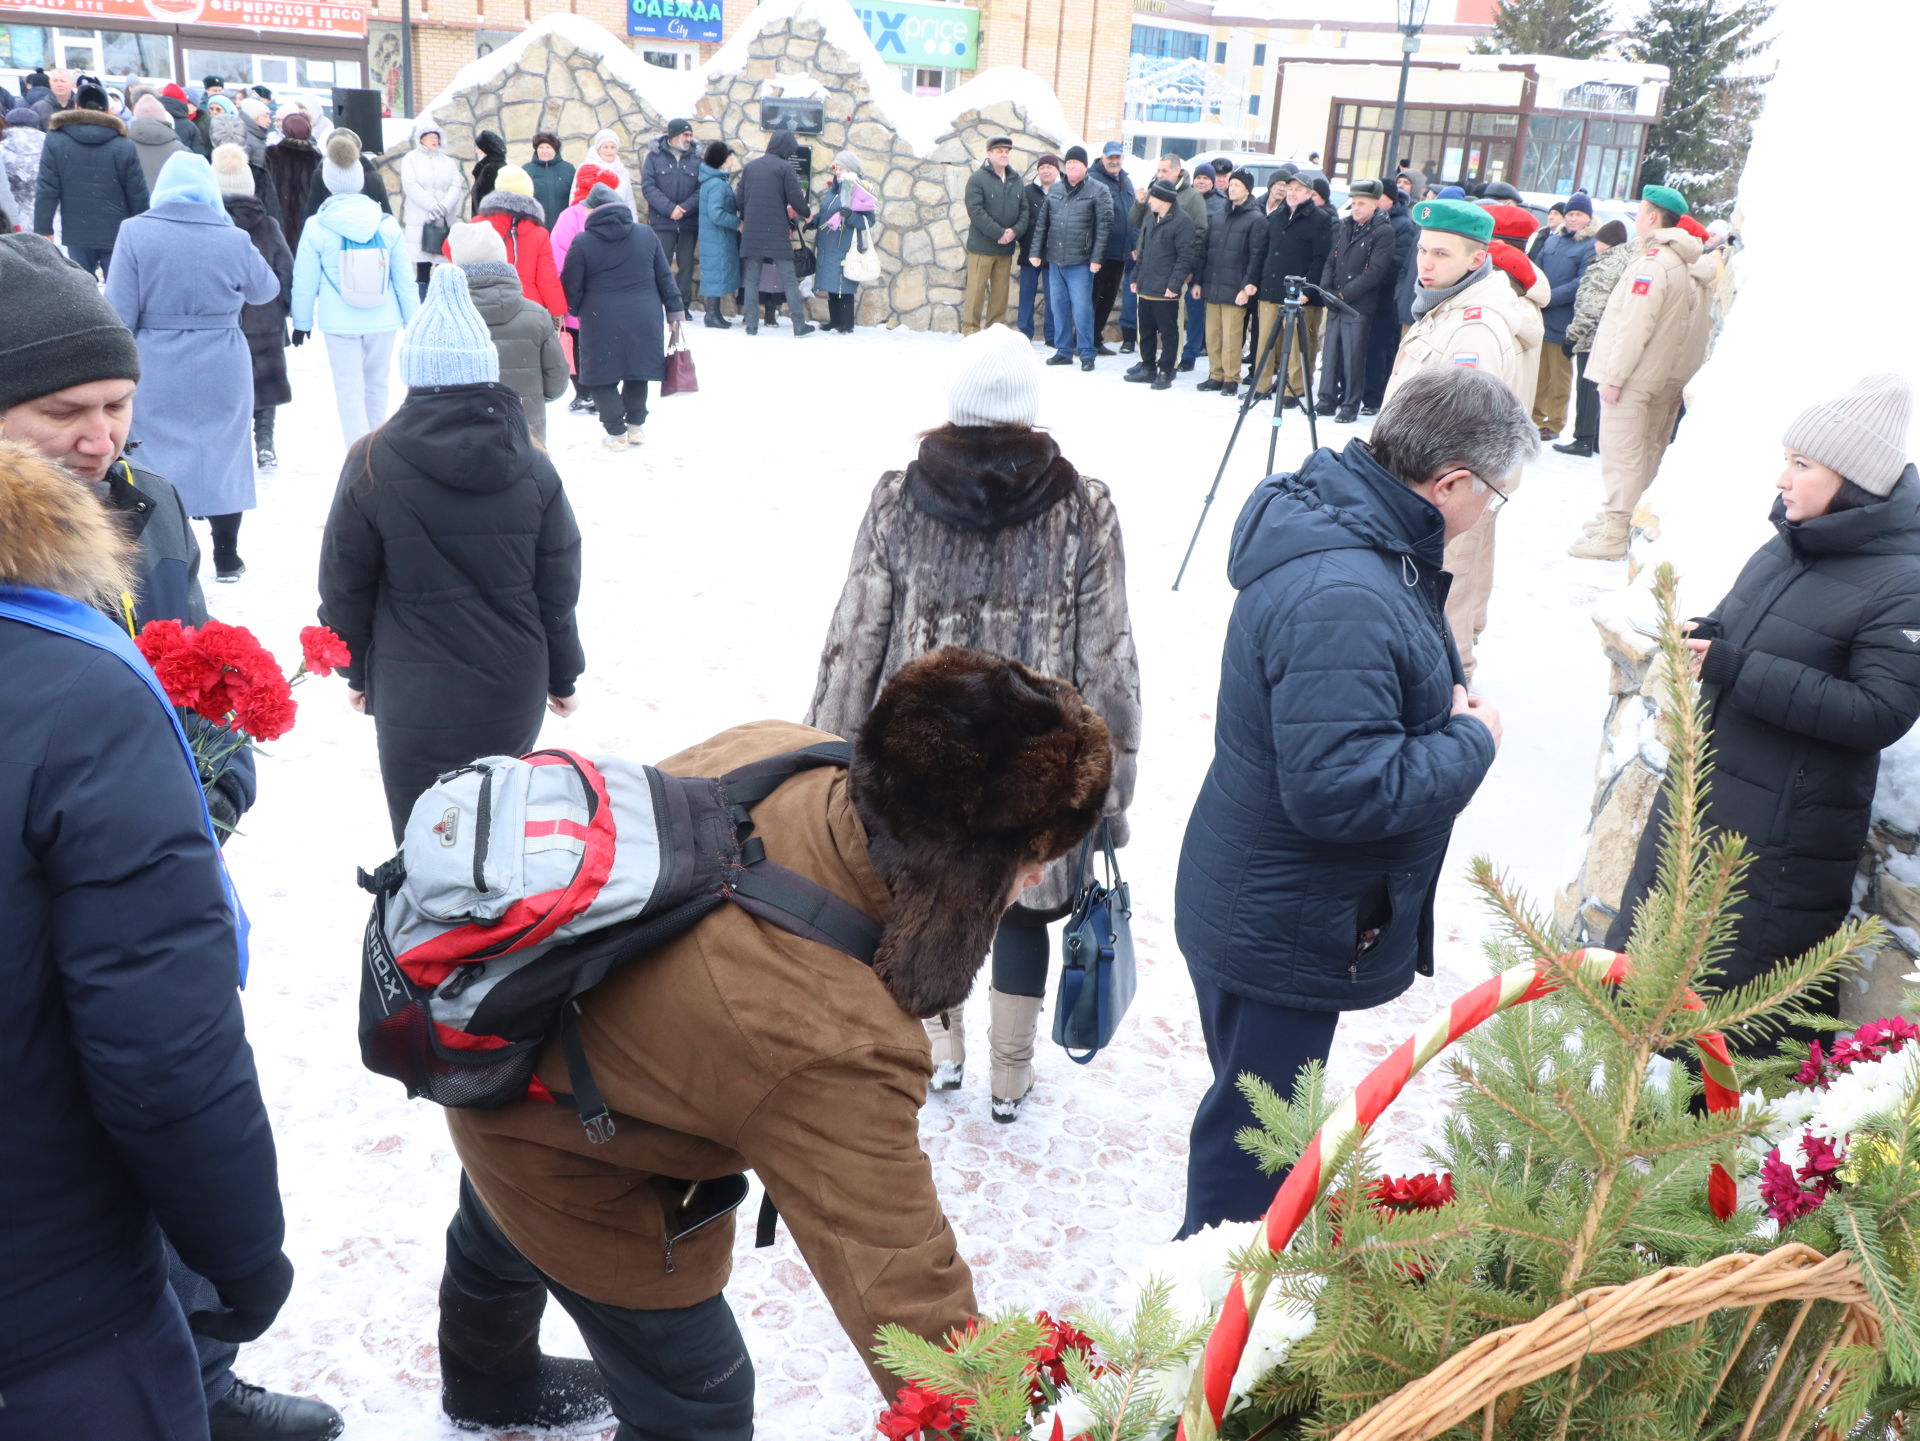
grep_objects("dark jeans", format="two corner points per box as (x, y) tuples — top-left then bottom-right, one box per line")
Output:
(1118, 256), (1137, 336)
(68, 245), (112, 278)
(1320, 313), (1371, 410)
(1573, 351), (1600, 448)
(1179, 970), (1340, 1238)
(1, 1283), (208, 1440)
(654, 225), (697, 303)
(1017, 261), (1057, 347)
(1091, 259), (1125, 345)
(991, 916), (1051, 998)
(165, 1240), (237, 1407)
(1182, 291), (1208, 362)
(1362, 303), (1401, 407)
(447, 1176), (754, 1441)
(592, 380), (650, 436)
(1047, 262), (1096, 360)
(739, 251), (807, 332)
(1136, 295), (1180, 374)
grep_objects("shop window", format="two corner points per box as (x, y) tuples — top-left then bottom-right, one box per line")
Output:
(1214, 41), (1227, 63)
(1520, 114), (1584, 195)
(99, 30), (172, 79)
(1248, 93), (1260, 115)
(902, 66), (957, 97)
(0, 24), (50, 72)
(1252, 43), (1266, 66)
(185, 49), (256, 86)
(256, 55), (292, 86)
(1131, 25), (1208, 61)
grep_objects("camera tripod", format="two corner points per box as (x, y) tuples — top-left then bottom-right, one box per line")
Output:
(1172, 278), (1361, 591)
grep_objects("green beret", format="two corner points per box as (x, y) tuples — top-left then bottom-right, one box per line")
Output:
(1641, 183), (1690, 217)
(1411, 197), (1493, 245)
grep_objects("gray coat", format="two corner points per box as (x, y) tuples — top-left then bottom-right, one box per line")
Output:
(465, 262), (568, 443)
(805, 426), (1141, 917)
(1028, 175), (1111, 269)
(105, 199), (279, 516)
(127, 116), (184, 191)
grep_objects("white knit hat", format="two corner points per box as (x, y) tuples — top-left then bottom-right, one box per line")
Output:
(949, 324), (1041, 428)
(1783, 373), (1913, 496)
(447, 220), (506, 267)
(211, 143), (254, 196)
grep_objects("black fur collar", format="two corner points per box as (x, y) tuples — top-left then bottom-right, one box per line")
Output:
(904, 424), (1078, 532)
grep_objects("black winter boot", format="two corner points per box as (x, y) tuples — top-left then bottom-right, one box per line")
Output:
(208, 513), (244, 583)
(438, 1270), (610, 1432)
(704, 306), (731, 329)
(208, 1381), (343, 1441)
(253, 408), (276, 470)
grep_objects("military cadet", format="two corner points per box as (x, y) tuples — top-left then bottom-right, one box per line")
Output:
(1570, 184), (1712, 561)
(1384, 197), (1545, 680)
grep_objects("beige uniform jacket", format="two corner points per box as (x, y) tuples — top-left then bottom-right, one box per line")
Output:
(1585, 226), (1705, 394)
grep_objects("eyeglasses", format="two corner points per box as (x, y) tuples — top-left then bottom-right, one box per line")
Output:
(1471, 471), (1511, 513)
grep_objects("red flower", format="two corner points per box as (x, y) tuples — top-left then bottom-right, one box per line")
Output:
(233, 673), (297, 742)
(1828, 1017), (1920, 1075)
(1027, 1310), (1098, 1404)
(135, 618), (299, 740)
(1366, 1173), (1456, 1212)
(876, 1385), (970, 1439)
(298, 625), (352, 677)
(1796, 1133), (1846, 1190)
(1793, 1040), (1830, 1089)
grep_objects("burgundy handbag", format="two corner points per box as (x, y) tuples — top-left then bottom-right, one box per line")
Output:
(662, 337), (697, 397)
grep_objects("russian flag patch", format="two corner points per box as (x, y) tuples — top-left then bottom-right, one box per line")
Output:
(1632, 275), (1653, 295)
(1451, 353), (1480, 367)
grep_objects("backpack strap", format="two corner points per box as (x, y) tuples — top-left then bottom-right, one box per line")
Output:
(728, 849), (881, 963)
(719, 741), (852, 807)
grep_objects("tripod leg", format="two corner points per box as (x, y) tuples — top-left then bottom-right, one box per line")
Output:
(1267, 310), (1296, 474)
(1301, 312), (1322, 452)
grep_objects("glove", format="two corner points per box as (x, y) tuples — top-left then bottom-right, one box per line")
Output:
(1561, 339), (1575, 358)
(205, 784), (241, 847)
(289, 328), (309, 348)
(189, 1252), (294, 1343)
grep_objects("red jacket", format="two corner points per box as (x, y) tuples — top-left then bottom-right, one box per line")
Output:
(444, 195), (566, 317)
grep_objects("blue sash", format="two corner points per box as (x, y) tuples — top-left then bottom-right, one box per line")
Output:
(0, 585), (251, 985)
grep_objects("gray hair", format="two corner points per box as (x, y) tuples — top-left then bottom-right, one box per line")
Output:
(1158, 151), (1185, 170)
(1369, 366), (1538, 491)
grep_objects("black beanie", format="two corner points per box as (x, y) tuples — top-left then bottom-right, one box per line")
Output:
(1063, 145), (1088, 166)
(0, 235), (141, 412)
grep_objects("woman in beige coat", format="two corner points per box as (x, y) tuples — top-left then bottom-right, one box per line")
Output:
(806, 325), (1141, 1120)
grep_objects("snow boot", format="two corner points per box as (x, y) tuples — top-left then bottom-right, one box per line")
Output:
(208, 1381), (343, 1441)
(1568, 513), (1631, 561)
(1220, 382), (1238, 399)
(704, 307), (732, 329)
(924, 1008), (965, 1091)
(1335, 405), (1360, 425)
(601, 432), (630, 451)
(439, 1270), (610, 1432)
(625, 423), (645, 445)
(988, 988), (1044, 1123)
(1195, 379), (1223, 393)
(1123, 363), (1152, 382)
(253, 411), (276, 471)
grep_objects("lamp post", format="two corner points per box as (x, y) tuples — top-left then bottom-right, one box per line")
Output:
(1382, 0), (1433, 189)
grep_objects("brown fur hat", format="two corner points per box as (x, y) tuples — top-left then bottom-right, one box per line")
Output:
(0, 440), (135, 608)
(852, 647), (1112, 1017)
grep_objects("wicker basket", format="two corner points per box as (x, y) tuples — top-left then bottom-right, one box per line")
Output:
(1331, 1243), (1883, 1441)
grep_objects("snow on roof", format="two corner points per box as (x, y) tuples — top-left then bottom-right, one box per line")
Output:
(419, 12), (705, 126)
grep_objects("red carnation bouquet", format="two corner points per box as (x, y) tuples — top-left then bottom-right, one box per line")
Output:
(136, 620), (350, 823)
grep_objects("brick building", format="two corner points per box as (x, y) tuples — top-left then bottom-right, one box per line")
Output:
(375, 0), (1132, 144)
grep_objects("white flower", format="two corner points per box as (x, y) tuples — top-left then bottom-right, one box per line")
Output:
(1029, 1393), (1095, 1440)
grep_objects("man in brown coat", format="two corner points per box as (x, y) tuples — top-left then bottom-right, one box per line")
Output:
(1569, 183), (1705, 560)
(438, 648), (1114, 1438)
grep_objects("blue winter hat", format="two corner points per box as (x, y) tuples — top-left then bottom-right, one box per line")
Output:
(1437, 184), (1466, 200)
(399, 265), (499, 389)
(151, 152), (230, 215)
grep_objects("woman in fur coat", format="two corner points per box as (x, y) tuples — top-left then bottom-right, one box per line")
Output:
(805, 325), (1141, 1121)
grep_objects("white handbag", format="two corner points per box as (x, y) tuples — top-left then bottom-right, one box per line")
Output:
(843, 222), (882, 285)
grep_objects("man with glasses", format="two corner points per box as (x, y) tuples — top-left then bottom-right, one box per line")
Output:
(1172, 364), (1525, 1237)
(1385, 197), (1546, 680)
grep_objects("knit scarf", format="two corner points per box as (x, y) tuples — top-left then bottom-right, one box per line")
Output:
(1411, 258), (1490, 320)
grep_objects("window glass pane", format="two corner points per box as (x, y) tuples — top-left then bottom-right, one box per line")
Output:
(97, 30), (169, 77)
(1252, 43), (1266, 65)
(185, 49), (255, 86)
(300, 57), (335, 85)
(1214, 41), (1226, 63)
(0, 24), (51, 71)
(334, 58), (361, 87)
(1248, 92), (1259, 115)
(256, 55), (292, 84)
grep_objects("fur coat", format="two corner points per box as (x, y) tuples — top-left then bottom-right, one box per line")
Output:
(806, 425), (1141, 918)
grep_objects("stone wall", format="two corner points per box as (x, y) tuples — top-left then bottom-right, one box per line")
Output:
(378, 9), (1076, 333)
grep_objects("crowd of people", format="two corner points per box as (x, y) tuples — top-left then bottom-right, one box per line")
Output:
(3, 56), (1918, 1441)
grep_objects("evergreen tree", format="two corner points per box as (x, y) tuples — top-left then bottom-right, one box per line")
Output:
(1627, 0), (1775, 218)
(1473, 0), (1613, 60)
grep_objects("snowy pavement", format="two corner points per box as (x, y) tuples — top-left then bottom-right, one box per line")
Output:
(208, 317), (1627, 1436)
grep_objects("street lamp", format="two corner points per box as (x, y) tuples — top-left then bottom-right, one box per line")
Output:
(1382, 0), (1433, 190)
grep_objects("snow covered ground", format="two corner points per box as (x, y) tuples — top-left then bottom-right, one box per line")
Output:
(207, 317), (1624, 1437)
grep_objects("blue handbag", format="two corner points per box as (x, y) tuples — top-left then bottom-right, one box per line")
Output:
(1051, 821), (1135, 1063)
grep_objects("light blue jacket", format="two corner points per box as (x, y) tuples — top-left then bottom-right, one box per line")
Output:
(291, 192), (418, 335)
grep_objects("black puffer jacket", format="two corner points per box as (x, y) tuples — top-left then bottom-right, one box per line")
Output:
(1028, 176), (1111, 268)
(221, 192), (293, 410)
(32, 109), (148, 249)
(736, 130), (808, 259)
(1608, 471), (1920, 991)
(1320, 210), (1395, 307)
(468, 129), (507, 217)
(639, 134), (701, 231)
(1132, 203), (1199, 298)
(1253, 197), (1333, 305)
(1198, 197), (1263, 304)
(317, 382), (585, 836)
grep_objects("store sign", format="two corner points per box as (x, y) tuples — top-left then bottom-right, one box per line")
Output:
(16, 0), (367, 37)
(854, 2), (979, 71)
(626, 0), (722, 43)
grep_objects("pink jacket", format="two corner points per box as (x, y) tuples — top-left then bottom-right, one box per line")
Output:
(549, 201), (589, 327)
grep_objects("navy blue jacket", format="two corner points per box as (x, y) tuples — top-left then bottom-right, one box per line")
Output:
(1381, 199), (1417, 322)
(639, 134), (701, 233)
(32, 108), (148, 250)
(1536, 226), (1596, 344)
(1175, 442), (1496, 1010)
(1086, 159), (1133, 261)
(0, 612), (283, 1384)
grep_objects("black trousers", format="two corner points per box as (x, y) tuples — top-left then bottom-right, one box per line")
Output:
(654, 225), (697, 303)
(1091, 261), (1124, 345)
(1320, 313), (1371, 410)
(825, 291), (857, 331)
(1179, 970), (1339, 1239)
(1573, 351), (1600, 448)
(991, 915), (1052, 997)
(165, 1242), (237, 1407)
(1362, 304), (1401, 407)
(739, 252), (807, 331)
(447, 1176), (754, 1441)
(591, 379), (649, 436)
(1136, 295), (1180, 374)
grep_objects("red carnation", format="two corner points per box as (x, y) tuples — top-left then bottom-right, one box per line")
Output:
(298, 625), (352, 678)
(1366, 1173), (1456, 1213)
(233, 673), (297, 742)
(876, 1385), (969, 1439)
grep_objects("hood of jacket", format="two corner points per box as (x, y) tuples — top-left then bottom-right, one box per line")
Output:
(1228, 441), (1446, 590)
(903, 426), (1078, 532)
(583, 201), (636, 239)
(129, 116), (179, 147)
(1775, 466), (1920, 558)
(1642, 226), (1704, 267)
(0, 440), (133, 607)
(316, 191), (384, 243)
(49, 108), (126, 142)
(767, 129), (797, 161)
(476, 129), (506, 160)
(479, 189), (544, 225)
(699, 162), (730, 185)
(382, 383), (532, 492)
(463, 261), (527, 323)
(158, 94), (191, 123)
